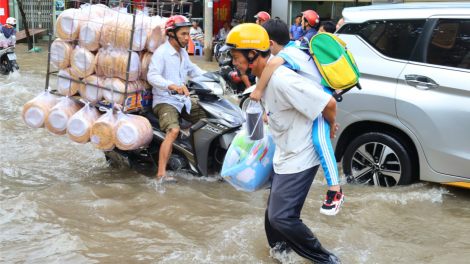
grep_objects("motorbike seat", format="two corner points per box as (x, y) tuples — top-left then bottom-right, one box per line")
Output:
(145, 111), (161, 130)
(145, 111), (193, 131)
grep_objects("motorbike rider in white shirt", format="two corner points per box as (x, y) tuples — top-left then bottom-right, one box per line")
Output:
(147, 15), (206, 183)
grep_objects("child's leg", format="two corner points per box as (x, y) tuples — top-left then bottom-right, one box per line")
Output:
(312, 88), (339, 186)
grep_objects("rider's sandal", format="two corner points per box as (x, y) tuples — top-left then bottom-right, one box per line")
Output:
(161, 174), (178, 183)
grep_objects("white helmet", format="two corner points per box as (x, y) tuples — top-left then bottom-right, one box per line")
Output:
(6, 17), (17, 26)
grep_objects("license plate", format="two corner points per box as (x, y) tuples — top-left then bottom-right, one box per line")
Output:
(7, 53), (17, 60)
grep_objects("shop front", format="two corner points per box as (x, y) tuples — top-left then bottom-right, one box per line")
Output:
(288, 0), (372, 26)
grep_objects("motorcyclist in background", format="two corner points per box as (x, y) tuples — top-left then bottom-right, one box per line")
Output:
(0, 17), (17, 49)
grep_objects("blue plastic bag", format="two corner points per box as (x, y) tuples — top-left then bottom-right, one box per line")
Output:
(221, 125), (276, 192)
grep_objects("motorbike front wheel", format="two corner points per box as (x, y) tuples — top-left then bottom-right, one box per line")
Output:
(239, 95), (250, 115)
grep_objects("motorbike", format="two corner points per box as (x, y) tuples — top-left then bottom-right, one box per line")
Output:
(213, 38), (225, 62)
(0, 45), (19, 75)
(104, 72), (245, 177)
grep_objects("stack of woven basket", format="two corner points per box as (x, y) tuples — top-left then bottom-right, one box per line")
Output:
(54, 3), (163, 108)
(24, 3), (171, 151)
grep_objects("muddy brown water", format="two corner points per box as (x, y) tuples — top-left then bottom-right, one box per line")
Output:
(1, 44), (470, 263)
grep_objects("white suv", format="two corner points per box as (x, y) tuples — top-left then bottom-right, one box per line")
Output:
(333, 3), (470, 188)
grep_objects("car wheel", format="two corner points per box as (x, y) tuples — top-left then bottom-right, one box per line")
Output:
(342, 132), (413, 187)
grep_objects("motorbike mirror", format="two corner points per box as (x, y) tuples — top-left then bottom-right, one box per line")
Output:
(203, 72), (222, 82)
(221, 58), (232, 66)
(220, 66), (232, 75)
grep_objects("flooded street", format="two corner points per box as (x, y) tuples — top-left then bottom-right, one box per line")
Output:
(1, 43), (470, 263)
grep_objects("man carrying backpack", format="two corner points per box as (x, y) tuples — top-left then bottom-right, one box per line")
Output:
(221, 23), (341, 263)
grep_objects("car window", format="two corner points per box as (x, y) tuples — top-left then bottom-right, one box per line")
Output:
(426, 19), (470, 69)
(338, 20), (425, 61)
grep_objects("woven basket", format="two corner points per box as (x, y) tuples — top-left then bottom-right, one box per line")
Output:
(56, 9), (83, 41)
(57, 68), (80, 96)
(45, 98), (81, 135)
(78, 75), (105, 103)
(50, 39), (74, 69)
(67, 104), (100, 144)
(71, 47), (96, 78)
(22, 92), (58, 129)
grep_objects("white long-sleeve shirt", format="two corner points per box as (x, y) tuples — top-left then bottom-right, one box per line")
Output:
(147, 39), (206, 113)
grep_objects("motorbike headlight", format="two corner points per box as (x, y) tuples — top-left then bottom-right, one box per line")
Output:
(203, 82), (224, 96)
(200, 103), (242, 127)
(219, 77), (227, 91)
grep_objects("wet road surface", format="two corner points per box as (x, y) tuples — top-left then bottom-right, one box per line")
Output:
(1, 44), (470, 263)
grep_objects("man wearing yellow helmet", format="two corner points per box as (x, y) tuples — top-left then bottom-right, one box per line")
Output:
(221, 24), (340, 263)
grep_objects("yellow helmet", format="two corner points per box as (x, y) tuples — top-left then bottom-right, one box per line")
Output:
(222, 23), (270, 52)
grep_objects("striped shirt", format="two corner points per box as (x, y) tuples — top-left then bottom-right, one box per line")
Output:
(147, 39), (206, 113)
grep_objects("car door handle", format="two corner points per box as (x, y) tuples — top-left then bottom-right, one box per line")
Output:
(405, 75), (439, 90)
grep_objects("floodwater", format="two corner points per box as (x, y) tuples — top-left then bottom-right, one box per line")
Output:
(1, 43), (470, 263)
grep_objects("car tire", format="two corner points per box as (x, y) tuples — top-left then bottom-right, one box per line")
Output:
(239, 95), (250, 115)
(343, 132), (413, 187)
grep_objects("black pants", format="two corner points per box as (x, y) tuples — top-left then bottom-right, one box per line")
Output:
(265, 165), (337, 263)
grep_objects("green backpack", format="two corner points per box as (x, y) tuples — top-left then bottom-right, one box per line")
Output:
(308, 33), (362, 102)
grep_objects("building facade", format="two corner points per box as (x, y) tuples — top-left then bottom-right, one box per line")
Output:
(272, 0), (469, 28)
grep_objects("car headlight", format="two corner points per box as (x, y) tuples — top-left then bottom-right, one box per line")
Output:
(199, 102), (242, 127)
(203, 82), (224, 96)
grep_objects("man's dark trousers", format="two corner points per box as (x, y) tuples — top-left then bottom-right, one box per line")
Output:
(265, 165), (334, 263)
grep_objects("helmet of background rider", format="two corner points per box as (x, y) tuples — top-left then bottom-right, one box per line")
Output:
(301, 10), (320, 28)
(164, 15), (192, 35)
(254, 11), (270, 23)
(6, 17), (17, 26)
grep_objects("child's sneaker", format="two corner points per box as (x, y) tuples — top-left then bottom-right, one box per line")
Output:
(320, 188), (344, 216)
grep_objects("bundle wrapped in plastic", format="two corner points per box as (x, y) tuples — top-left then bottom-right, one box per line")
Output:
(45, 97), (81, 135)
(57, 68), (80, 96)
(56, 8), (84, 40)
(140, 51), (152, 79)
(160, 17), (168, 37)
(144, 16), (163, 52)
(221, 125), (276, 192)
(103, 78), (143, 105)
(50, 38), (74, 69)
(90, 107), (117, 151)
(114, 111), (153, 150)
(100, 9), (147, 51)
(80, 3), (108, 19)
(78, 4), (109, 51)
(67, 100), (100, 144)
(95, 48), (141, 81)
(78, 75), (105, 103)
(71, 47), (96, 78)
(22, 90), (58, 128)
(79, 18), (103, 51)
